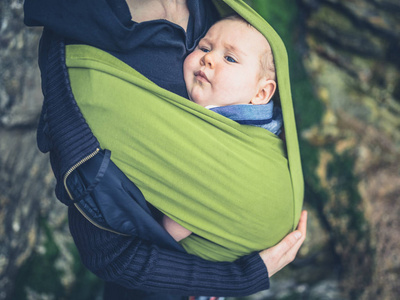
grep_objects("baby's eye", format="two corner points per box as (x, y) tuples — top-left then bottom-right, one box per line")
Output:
(225, 56), (237, 63)
(200, 47), (210, 53)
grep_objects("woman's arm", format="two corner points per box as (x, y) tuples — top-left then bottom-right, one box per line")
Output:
(69, 206), (307, 297)
(260, 210), (308, 277)
(69, 205), (270, 297)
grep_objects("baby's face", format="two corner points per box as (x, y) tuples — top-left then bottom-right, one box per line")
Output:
(184, 19), (270, 107)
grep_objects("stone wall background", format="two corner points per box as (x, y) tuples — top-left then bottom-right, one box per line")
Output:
(295, 0), (400, 299)
(1, 0), (399, 299)
(243, 0), (400, 299)
(0, 1), (102, 299)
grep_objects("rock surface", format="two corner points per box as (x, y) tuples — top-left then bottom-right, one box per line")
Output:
(0, 1), (101, 299)
(1, 0), (399, 299)
(296, 0), (400, 298)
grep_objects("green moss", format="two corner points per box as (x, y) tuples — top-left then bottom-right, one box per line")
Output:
(310, 6), (354, 32)
(67, 243), (104, 300)
(12, 217), (102, 300)
(12, 218), (65, 299)
(325, 151), (374, 297)
(327, 152), (369, 236)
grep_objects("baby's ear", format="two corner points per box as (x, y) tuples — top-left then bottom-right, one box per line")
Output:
(251, 79), (276, 105)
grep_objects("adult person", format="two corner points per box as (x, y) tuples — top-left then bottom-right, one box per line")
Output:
(24, 0), (307, 299)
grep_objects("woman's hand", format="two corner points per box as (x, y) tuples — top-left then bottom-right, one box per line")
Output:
(259, 210), (308, 277)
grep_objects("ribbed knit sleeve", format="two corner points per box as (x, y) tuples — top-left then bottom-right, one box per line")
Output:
(68, 205), (269, 297)
(24, 0), (133, 52)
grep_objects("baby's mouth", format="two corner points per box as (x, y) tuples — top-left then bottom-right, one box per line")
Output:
(194, 70), (210, 83)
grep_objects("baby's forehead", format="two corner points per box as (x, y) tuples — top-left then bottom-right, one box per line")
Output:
(217, 19), (271, 53)
(212, 19), (270, 45)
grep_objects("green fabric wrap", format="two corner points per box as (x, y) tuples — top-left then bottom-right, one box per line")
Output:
(65, 0), (304, 262)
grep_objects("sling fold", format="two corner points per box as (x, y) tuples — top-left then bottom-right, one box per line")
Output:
(65, 0), (304, 262)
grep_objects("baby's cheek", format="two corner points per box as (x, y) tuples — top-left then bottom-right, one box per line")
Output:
(183, 58), (194, 76)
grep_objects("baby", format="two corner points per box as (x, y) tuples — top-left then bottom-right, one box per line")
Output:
(164, 15), (280, 242)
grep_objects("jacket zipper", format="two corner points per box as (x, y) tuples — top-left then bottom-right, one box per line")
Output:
(63, 148), (129, 236)
(63, 148), (100, 200)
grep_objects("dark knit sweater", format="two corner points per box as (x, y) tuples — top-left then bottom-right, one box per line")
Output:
(69, 206), (269, 297)
(24, 0), (270, 297)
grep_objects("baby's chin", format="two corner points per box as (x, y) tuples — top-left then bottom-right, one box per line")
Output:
(188, 94), (208, 107)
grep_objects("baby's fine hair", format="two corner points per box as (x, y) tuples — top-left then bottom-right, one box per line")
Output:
(219, 14), (276, 81)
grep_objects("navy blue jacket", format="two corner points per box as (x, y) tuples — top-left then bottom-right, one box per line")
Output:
(24, 0), (270, 298)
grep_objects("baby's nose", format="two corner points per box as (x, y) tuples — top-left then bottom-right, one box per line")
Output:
(202, 52), (215, 68)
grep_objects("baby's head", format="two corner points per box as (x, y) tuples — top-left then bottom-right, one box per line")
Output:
(184, 15), (276, 107)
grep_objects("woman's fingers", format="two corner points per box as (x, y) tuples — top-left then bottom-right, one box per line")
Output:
(259, 210), (308, 277)
(297, 210), (308, 236)
(284, 210), (308, 262)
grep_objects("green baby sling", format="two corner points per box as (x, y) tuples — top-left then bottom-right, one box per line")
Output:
(66, 0), (304, 262)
